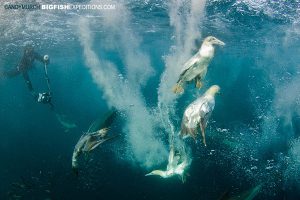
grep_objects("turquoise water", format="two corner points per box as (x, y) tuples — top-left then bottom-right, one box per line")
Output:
(0, 0), (300, 199)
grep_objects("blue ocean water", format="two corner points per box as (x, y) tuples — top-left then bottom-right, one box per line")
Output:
(0, 0), (300, 199)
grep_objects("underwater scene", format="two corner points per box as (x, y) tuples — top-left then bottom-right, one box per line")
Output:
(0, 0), (300, 199)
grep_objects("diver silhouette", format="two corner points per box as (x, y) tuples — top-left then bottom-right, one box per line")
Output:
(1, 41), (53, 107)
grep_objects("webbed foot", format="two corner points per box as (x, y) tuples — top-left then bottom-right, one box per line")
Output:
(196, 79), (202, 88)
(172, 83), (184, 94)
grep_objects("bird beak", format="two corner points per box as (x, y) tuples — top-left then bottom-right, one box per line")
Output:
(145, 173), (152, 176)
(215, 39), (225, 46)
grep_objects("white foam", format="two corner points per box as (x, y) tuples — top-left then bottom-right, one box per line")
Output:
(77, 12), (167, 168)
(157, 0), (207, 145)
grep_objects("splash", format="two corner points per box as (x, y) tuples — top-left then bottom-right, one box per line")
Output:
(77, 12), (167, 168)
(100, 3), (155, 89)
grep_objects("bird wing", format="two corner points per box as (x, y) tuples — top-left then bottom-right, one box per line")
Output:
(167, 145), (175, 170)
(74, 134), (88, 151)
(200, 100), (214, 118)
(83, 134), (119, 152)
(177, 54), (200, 80)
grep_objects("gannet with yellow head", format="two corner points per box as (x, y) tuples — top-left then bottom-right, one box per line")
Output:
(145, 145), (190, 182)
(173, 36), (225, 94)
(180, 85), (220, 146)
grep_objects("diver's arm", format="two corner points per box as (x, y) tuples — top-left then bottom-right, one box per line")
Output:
(0, 61), (25, 79)
(34, 51), (44, 63)
(34, 51), (50, 64)
(1, 67), (20, 78)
